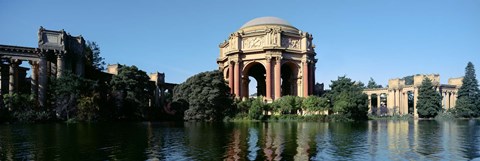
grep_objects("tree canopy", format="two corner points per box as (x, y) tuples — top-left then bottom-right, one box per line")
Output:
(173, 70), (233, 121)
(367, 77), (383, 89)
(416, 77), (442, 118)
(109, 65), (153, 120)
(85, 41), (106, 71)
(327, 76), (369, 120)
(455, 62), (480, 117)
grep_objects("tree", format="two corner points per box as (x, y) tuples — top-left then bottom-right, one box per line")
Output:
(327, 76), (369, 120)
(51, 72), (86, 120)
(109, 65), (153, 120)
(172, 70), (233, 121)
(455, 62), (480, 117)
(416, 77), (442, 118)
(367, 77), (383, 88)
(271, 96), (303, 114)
(302, 95), (330, 114)
(248, 97), (267, 120)
(84, 41), (106, 73)
(403, 75), (414, 85)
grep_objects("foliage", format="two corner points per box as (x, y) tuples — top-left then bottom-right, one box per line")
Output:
(327, 76), (369, 120)
(248, 97), (267, 120)
(85, 41), (106, 71)
(403, 75), (414, 85)
(51, 72), (87, 120)
(416, 77), (442, 118)
(77, 93), (101, 122)
(173, 70), (233, 121)
(302, 95), (330, 113)
(271, 95), (303, 114)
(367, 77), (383, 88)
(110, 65), (153, 120)
(3, 94), (54, 123)
(454, 62), (480, 118)
(435, 110), (456, 121)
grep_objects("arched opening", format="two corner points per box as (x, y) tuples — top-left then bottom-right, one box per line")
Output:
(380, 93), (388, 115)
(407, 91), (414, 114)
(371, 93), (378, 115)
(281, 62), (298, 96)
(243, 62), (266, 98)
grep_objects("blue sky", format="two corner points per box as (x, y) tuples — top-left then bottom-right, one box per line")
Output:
(0, 0), (479, 89)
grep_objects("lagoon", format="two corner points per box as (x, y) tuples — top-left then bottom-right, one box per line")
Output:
(0, 120), (479, 160)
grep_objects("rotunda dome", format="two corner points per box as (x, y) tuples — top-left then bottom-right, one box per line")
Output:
(240, 16), (294, 29)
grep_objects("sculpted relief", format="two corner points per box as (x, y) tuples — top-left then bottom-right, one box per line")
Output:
(243, 36), (263, 49)
(281, 37), (300, 49)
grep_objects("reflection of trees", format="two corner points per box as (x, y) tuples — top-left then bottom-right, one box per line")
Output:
(184, 122), (232, 160)
(458, 120), (480, 159)
(415, 121), (442, 158)
(294, 123), (316, 161)
(327, 122), (368, 160)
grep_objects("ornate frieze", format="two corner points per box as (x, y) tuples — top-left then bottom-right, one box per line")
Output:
(242, 36), (264, 49)
(281, 37), (301, 49)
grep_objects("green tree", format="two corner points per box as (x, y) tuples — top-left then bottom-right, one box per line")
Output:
(109, 65), (153, 120)
(271, 96), (303, 114)
(403, 75), (414, 85)
(327, 76), (369, 120)
(302, 95), (330, 114)
(455, 62), (480, 117)
(51, 72), (86, 120)
(367, 77), (383, 88)
(248, 97), (267, 120)
(416, 77), (442, 118)
(85, 41), (106, 71)
(172, 70), (233, 121)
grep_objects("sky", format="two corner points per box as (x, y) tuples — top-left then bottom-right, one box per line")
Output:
(0, 0), (479, 90)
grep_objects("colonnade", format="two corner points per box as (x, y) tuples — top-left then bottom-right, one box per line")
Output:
(228, 56), (315, 101)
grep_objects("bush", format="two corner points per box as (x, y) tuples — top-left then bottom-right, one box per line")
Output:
(248, 97), (267, 120)
(271, 96), (303, 114)
(302, 95), (330, 114)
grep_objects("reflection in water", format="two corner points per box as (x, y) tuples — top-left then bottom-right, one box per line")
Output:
(1, 120), (480, 160)
(247, 128), (259, 160)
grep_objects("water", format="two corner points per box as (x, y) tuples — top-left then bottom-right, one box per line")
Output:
(1, 120), (480, 161)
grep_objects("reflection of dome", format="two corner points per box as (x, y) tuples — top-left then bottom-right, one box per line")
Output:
(240, 16), (294, 29)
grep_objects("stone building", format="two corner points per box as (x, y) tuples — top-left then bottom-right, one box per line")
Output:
(0, 27), (85, 106)
(217, 17), (317, 101)
(363, 74), (463, 117)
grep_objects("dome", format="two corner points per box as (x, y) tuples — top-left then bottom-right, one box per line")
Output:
(240, 16), (294, 29)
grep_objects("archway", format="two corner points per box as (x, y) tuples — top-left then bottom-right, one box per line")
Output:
(281, 62), (298, 96)
(371, 93), (379, 115)
(243, 62), (266, 97)
(407, 91), (414, 114)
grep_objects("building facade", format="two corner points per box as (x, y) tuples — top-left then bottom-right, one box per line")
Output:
(363, 74), (463, 117)
(217, 17), (317, 101)
(0, 27), (85, 106)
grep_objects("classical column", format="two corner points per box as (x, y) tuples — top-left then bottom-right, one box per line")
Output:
(265, 57), (272, 100)
(309, 62), (315, 95)
(368, 94), (372, 113)
(38, 53), (48, 107)
(229, 62), (234, 94)
(274, 57), (281, 99)
(234, 60), (240, 98)
(9, 59), (20, 94)
(377, 94), (381, 108)
(29, 61), (39, 98)
(404, 92), (409, 114)
(413, 88), (418, 117)
(56, 52), (65, 78)
(302, 60), (309, 97)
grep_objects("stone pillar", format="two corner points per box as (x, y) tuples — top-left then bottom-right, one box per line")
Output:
(9, 59), (20, 94)
(404, 92), (409, 114)
(234, 61), (240, 98)
(302, 60), (309, 97)
(274, 57), (281, 99)
(56, 52), (65, 78)
(38, 53), (48, 107)
(368, 94), (372, 113)
(229, 62), (234, 94)
(377, 94), (381, 109)
(265, 57), (272, 100)
(29, 61), (39, 98)
(445, 92), (450, 109)
(413, 88), (418, 117)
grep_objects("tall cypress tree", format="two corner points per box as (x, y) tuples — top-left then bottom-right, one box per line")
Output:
(455, 62), (480, 117)
(416, 77), (442, 118)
